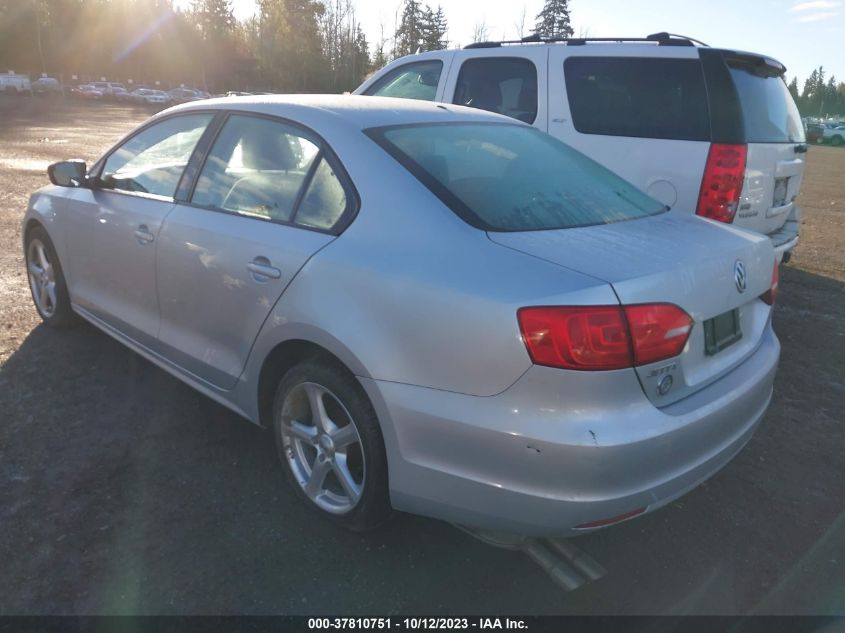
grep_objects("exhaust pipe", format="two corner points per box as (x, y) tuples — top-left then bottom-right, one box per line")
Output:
(453, 525), (607, 592)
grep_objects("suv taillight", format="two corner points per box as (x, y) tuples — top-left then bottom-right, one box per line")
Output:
(518, 304), (692, 371)
(696, 143), (747, 223)
(761, 260), (780, 305)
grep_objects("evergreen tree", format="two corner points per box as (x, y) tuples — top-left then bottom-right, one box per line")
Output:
(193, 0), (234, 38)
(787, 76), (799, 104)
(421, 5), (447, 51)
(192, 0), (236, 90)
(534, 0), (573, 39)
(801, 66), (826, 115)
(394, 0), (424, 57)
(372, 36), (388, 70)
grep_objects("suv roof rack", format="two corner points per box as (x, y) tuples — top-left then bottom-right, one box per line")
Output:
(464, 32), (709, 49)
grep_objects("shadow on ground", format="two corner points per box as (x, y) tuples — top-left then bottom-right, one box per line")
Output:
(1, 260), (844, 613)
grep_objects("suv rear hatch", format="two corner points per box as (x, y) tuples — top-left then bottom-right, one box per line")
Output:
(490, 213), (775, 406)
(702, 49), (805, 254)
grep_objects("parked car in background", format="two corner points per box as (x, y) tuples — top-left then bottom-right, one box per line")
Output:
(168, 87), (201, 103)
(111, 86), (130, 102)
(88, 81), (125, 99)
(0, 73), (31, 93)
(821, 123), (845, 146)
(129, 88), (171, 105)
(806, 122), (825, 143)
(356, 32), (807, 262)
(24, 95), (780, 536)
(89, 81), (112, 96)
(32, 77), (62, 95)
(106, 83), (127, 100)
(70, 84), (103, 100)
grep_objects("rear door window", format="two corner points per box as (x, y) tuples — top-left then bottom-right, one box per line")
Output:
(192, 115), (320, 223)
(191, 114), (353, 232)
(452, 57), (538, 124)
(364, 60), (443, 101)
(564, 57), (710, 141)
(727, 62), (805, 143)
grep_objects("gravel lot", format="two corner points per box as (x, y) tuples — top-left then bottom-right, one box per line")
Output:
(1, 97), (844, 615)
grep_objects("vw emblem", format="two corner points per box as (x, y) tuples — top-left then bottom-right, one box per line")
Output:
(734, 260), (747, 293)
(657, 374), (673, 396)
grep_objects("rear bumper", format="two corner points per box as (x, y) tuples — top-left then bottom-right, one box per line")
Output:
(363, 324), (780, 536)
(768, 205), (800, 261)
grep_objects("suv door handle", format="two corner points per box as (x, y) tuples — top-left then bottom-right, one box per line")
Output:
(247, 257), (281, 280)
(134, 225), (155, 244)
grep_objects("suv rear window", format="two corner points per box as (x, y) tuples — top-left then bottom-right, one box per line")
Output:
(564, 57), (710, 141)
(366, 122), (666, 232)
(727, 62), (805, 143)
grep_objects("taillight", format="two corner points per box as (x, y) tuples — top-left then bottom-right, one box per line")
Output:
(761, 260), (780, 305)
(517, 306), (631, 370)
(624, 304), (693, 366)
(518, 304), (693, 371)
(696, 143), (747, 223)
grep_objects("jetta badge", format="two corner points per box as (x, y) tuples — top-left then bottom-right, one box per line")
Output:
(734, 260), (747, 293)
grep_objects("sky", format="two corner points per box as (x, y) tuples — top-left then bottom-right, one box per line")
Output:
(221, 0), (845, 85)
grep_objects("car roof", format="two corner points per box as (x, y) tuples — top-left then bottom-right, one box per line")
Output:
(164, 94), (517, 130)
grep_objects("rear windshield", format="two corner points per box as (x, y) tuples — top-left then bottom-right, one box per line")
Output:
(366, 123), (666, 232)
(728, 64), (805, 143)
(564, 57), (710, 141)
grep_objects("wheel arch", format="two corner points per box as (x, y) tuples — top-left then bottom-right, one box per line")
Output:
(23, 217), (46, 248)
(255, 336), (370, 430)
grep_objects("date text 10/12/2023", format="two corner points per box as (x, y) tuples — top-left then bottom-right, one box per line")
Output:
(307, 618), (528, 630)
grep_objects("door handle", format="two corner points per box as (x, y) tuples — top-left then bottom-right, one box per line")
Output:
(247, 257), (281, 280)
(134, 225), (155, 244)
(794, 144), (808, 154)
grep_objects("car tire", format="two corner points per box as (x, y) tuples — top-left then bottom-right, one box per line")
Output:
(25, 225), (76, 328)
(272, 355), (390, 532)
(832, 135), (843, 147)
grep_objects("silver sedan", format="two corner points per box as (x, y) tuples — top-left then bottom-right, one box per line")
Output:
(23, 95), (780, 535)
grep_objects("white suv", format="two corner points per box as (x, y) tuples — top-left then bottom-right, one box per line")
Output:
(355, 33), (806, 261)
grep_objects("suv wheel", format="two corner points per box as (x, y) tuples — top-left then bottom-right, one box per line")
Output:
(272, 357), (390, 531)
(25, 226), (76, 327)
(831, 135), (843, 147)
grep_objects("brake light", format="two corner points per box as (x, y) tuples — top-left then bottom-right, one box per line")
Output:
(761, 260), (780, 305)
(517, 306), (631, 370)
(624, 304), (693, 366)
(518, 304), (693, 371)
(696, 143), (747, 223)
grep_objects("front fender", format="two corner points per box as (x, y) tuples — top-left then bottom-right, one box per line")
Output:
(22, 187), (70, 265)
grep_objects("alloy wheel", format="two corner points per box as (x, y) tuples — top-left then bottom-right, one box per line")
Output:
(279, 382), (366, 514)
(27, 238), (57, 318)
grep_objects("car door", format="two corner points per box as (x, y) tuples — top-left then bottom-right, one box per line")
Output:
(62, 113), (214, 348)
(155, 113), (355, 389)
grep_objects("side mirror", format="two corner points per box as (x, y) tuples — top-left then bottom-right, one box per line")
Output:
(47, 160), (88, 187)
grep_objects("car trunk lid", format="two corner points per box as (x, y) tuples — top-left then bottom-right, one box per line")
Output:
(489, 212), (775, 406)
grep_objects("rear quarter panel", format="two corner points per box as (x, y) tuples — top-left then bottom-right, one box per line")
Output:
(241, 124), (617, 400)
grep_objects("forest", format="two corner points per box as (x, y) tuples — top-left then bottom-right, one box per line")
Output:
(1, 0), (843, 115)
